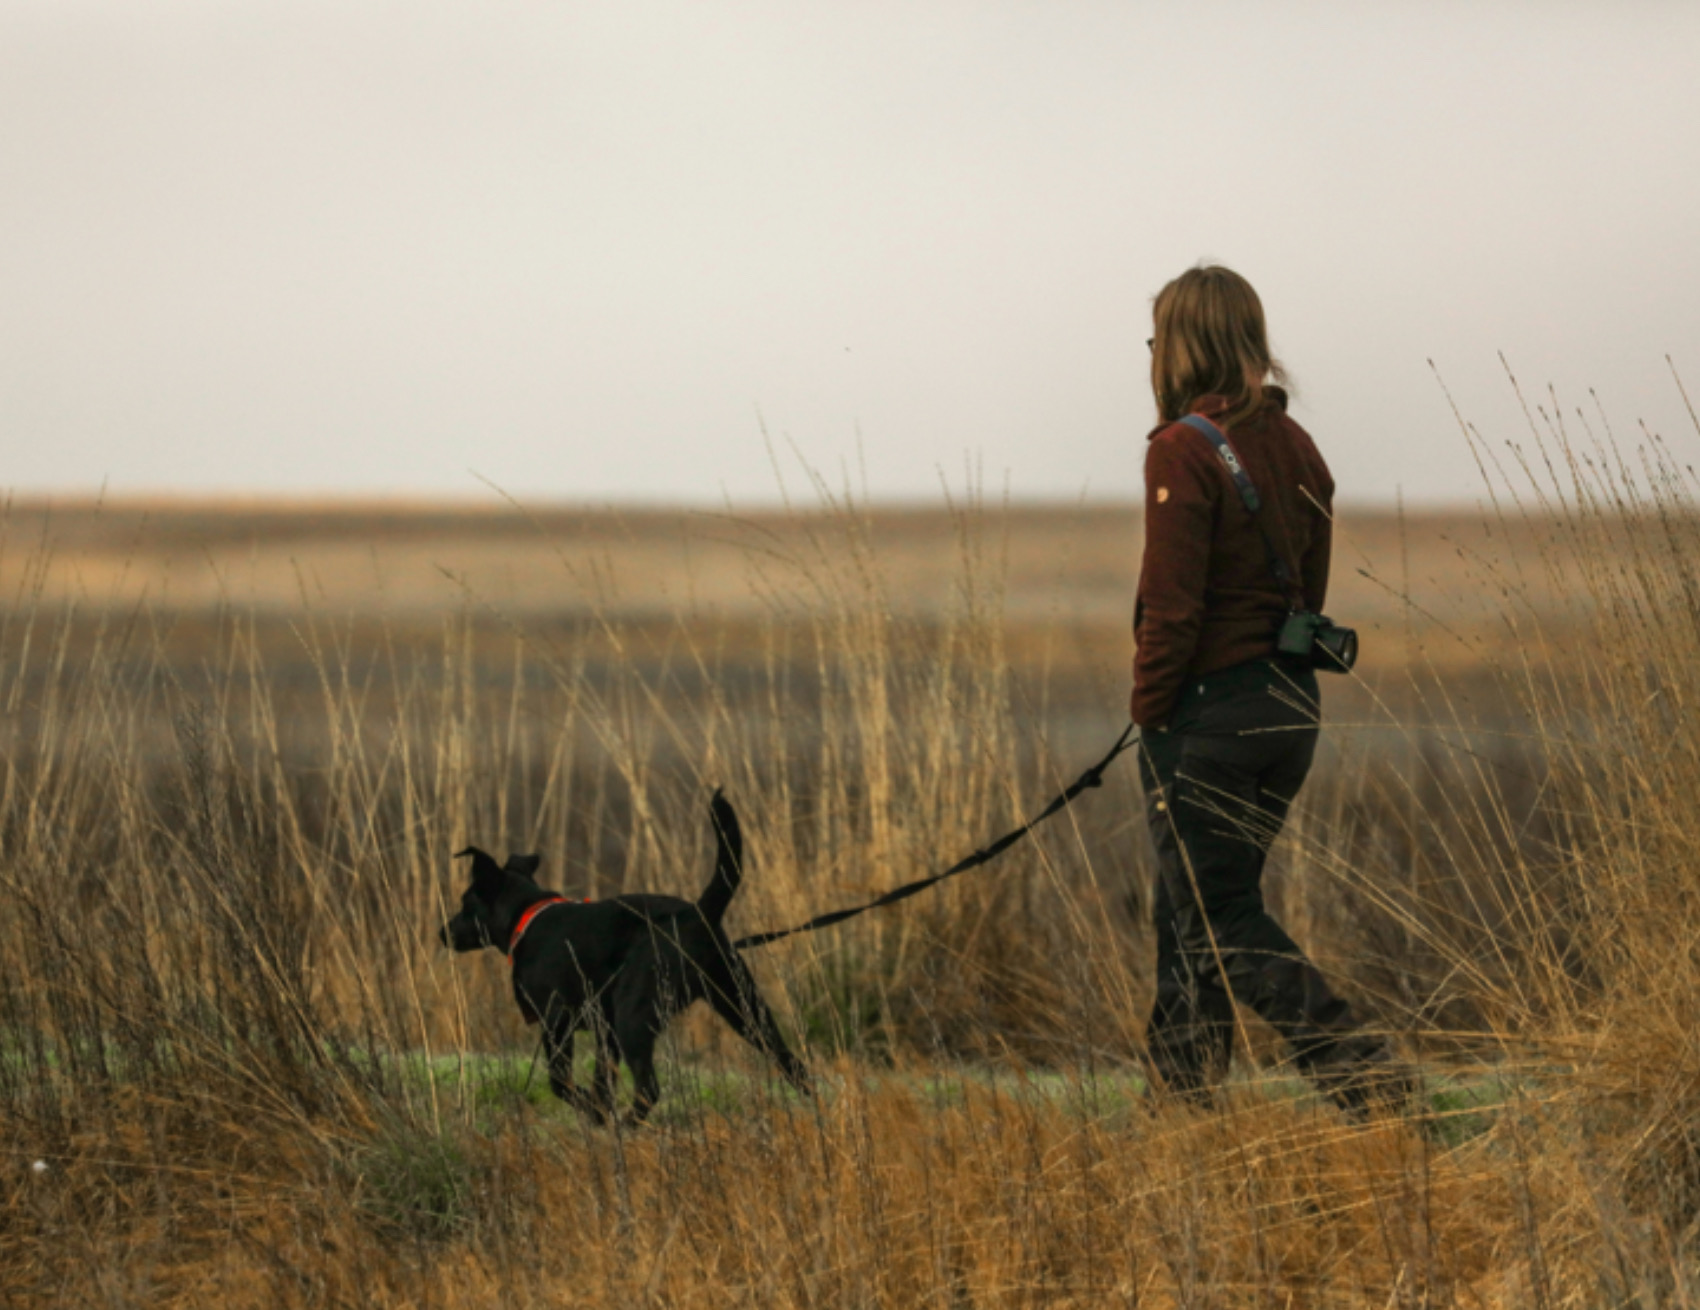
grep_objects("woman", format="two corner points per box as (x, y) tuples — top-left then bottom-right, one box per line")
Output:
(1132, 265), (1399, 1111)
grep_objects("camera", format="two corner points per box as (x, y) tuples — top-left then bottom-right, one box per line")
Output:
(1277, 610), (1358, 673)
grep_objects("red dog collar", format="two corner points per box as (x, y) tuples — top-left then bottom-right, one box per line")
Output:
(507, 897), (567, 965)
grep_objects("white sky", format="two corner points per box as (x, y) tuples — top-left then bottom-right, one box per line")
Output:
(2, 0), (1697, 506)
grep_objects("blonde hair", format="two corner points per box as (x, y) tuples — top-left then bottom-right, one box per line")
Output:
(1150, 265), (1289, 430)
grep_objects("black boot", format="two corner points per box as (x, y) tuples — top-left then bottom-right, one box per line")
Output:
(1247, 955), (1417, 1117)
(1293, 1030), (1418, 1117)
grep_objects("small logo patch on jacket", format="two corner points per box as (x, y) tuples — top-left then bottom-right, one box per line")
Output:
(1156, 487), (1170, 503)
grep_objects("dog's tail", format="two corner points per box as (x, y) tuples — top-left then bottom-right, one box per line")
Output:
(696, 788), (742, 926)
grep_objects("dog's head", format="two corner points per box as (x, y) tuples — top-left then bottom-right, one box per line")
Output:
(439, 845), (545, 952)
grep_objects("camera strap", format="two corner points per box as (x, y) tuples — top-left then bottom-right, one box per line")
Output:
(1178, 413), (1308, 612)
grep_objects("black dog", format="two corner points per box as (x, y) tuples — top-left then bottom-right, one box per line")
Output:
(440, 791), (810, 1124)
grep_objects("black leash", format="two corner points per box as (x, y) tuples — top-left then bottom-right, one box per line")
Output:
(733, 724), (1138, 950)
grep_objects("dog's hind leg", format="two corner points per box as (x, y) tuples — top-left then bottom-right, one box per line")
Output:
(705, 952), (812, 1095)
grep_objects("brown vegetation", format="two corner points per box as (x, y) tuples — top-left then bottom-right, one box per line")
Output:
(5, 402), (1700, 1304)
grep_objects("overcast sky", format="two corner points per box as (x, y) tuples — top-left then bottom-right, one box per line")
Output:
(2, 1), (1696, 506)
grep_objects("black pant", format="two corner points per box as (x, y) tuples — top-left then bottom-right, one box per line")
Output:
(1141, 657), (1384, 1098)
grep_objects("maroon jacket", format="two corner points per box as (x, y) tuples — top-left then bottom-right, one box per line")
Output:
(1130, 389), (1334, 728)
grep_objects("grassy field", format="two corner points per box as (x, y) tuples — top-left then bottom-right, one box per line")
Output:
(5, 412), (1700, 1305)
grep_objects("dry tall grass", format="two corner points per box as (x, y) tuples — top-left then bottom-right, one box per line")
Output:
(5, 392), (1700, 1305)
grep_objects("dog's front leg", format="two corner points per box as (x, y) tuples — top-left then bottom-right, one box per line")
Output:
(544, 1016), (607, 1125)
(587, 1004), (622, 1121)
(615, 1021), (662, 1126)
(591, 1046), (620, 1119)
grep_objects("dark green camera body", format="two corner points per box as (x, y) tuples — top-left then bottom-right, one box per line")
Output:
(1277, 611), (1358, 673)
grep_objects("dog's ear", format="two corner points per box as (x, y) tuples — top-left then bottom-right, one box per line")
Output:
(453, 845), (505, 895)
(503, 853), (543, 879)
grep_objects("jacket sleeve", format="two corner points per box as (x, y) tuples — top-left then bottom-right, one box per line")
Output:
(1299, 467), (1335, 614)
(1131, 433), (1217, 727)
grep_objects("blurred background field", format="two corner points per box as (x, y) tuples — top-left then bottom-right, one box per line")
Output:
(1, 494), (1559, 659)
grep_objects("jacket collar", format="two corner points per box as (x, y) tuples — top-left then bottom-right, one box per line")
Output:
(1146, 388), (1287, 440)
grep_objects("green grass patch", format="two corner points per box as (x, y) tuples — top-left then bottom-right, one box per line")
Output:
(348, 1115), (477, 1244)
